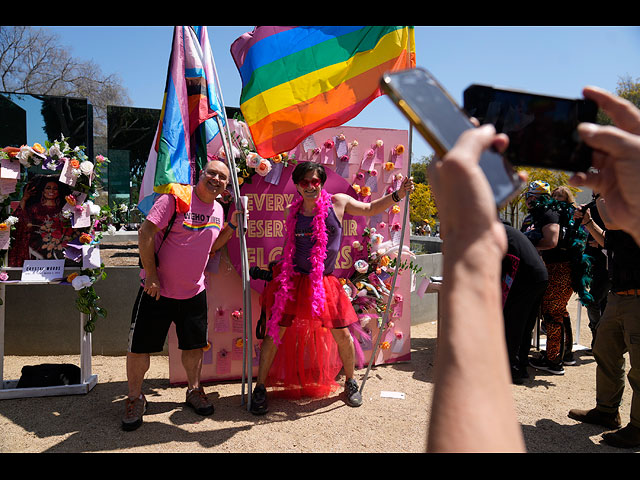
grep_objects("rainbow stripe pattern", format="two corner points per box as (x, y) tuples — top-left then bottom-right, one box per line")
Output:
(230, 26), (415, 158)
(139, 26), (225, 215)
(182, 220), (222, 232)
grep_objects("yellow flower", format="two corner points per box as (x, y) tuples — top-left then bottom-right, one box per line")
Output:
(391, 205), (400, 214)
(379, 255), (390, 267)
(361, 186), (371, 197)
(352, 184), (361, 194)
(238, 177), (244, 185)
(0, 223), (8, 231)
(394, 144), (405, 155)
(67, 272), (79, 283)
(235, 338), (244, 348)
(32, 143), (45, 154)
(79, 233), (93, 244)
(381, 341), (391, 350)
(384, 162), (395, 171)
(272, 154), (282, 163)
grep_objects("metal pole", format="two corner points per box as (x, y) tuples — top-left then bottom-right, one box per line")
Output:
(360, 125), (413, 395)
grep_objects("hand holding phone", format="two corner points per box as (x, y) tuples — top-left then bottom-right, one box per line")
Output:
(380, 67), (523, 207)
(463, 84), (598, 172)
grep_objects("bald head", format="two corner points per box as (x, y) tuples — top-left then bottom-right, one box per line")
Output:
(196, 159), (231, 202)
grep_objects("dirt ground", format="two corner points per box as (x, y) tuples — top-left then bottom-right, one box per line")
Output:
(0, 293), (637, 453)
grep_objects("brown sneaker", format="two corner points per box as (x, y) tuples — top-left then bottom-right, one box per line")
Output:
(568, 408), (622, 430)
(602, 423), (640, 448)
(122, 394), (147, 431)
(185, 386), (214, 416)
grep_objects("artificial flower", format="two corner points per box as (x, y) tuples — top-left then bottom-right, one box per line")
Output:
(203, 341), (211, 352)
(352, 184), (361, 194)
(391, 222), (401, 231)
(107, 225), (117, 235)
(232, 309), (243, 319)
(255, 158), (272, 176)
(0, 223), (8, 231)
(337, 133), (346, 141)
(48, 144), (63, 159)
(378, 222), (386, 229)
(95, 154), (106, 163)
(384, 161), (395, 171)
(354, 259), (369, 273)
(368, 169), (378, 177)
(79, 233), (93, 244)
(340, 155), (349, 162)
(394, 173), (404, 182)
(71, 275), (93, 291)
(324, 139), (334, 149)
(352, 240), (362, 250)
(394, 144), (405, 154)
(379, 255), (391, 267)
(0, 272), (8, 282)
(365, 148), (375, 158)
(65, 195), (77, 206)
(356, 172), (365, 180)
(360, 186), (371, 197)
(272, 154), (282, 163)
(350, 140), (358, 147)
(235, 338), (244, 348)
(238, 177), (244, 185)
(381, 341), (391, 350)
(32, 143), (45, 154)
(391, 205), (401, 214)
(246, 152), (261, 168)
(67, 272), (79, 283)
(79, 161), (93, 176)
(4, 216), (18, 226)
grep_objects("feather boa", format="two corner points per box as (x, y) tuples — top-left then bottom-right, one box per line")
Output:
(266, 189), (332, 344)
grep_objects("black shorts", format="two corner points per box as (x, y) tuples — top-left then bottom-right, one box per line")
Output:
(128, 287), (208, 353)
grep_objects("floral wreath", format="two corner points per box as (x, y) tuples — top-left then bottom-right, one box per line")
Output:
(0, 135), (118, 333)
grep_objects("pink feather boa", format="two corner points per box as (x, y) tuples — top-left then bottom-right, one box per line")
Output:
(266, 189), (331, 344)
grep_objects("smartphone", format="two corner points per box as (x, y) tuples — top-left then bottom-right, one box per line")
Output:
(463, 84), (598, 172)
(380, 67), (523, 207)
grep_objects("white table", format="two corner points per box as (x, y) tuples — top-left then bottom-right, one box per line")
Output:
(0, 280), (97, 400)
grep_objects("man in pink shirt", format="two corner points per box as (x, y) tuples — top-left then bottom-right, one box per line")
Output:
(122, 160), (241, 431)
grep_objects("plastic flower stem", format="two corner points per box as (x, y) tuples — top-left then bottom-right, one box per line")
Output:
(359, 125), (413, 396)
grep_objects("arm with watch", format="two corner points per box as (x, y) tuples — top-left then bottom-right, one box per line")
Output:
(339, 175), (415, 218)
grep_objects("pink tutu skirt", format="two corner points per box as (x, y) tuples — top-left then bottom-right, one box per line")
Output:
(260, 264), (367, 399)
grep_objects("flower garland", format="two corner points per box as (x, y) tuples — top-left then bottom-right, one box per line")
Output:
(0, 136), (116, 333)
(266, 189), (331, 343)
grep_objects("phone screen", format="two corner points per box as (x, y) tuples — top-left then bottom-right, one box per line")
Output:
(463, 85), (598, 172)
(380, 68), (523, 207)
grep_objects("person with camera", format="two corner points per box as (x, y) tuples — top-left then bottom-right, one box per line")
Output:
(122, 160), (243, 431)
(564, 85), (640, 448)
(249, 161), (414, 415)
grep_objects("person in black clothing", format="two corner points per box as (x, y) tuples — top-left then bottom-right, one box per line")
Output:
(581, 193), (610, 348)
(569, 200), (640, 448)
(502, 223), (549, 384)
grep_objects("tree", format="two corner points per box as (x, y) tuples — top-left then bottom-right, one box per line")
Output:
(0, 26), (131, 138)
(409, 182), (437, 229)
(597, 74), (640, 125)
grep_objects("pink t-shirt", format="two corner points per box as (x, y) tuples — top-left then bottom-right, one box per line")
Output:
(142, 189), (223, 299)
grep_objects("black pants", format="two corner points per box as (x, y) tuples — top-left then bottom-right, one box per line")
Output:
(503, 280), (549, 370)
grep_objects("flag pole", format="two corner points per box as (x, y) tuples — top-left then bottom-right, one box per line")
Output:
(207, 32), (254, 410)
(360, 29), (414, 395)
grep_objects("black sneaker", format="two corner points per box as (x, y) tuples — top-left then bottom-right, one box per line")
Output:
(529, 356), (565, 375)
(250, 384), (268, 415)
(345, 378), (363, 407)
(563, 351), (577, 366)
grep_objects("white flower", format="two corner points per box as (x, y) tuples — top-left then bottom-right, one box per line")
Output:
(107, 225), (117, 235)
(85, 201), (101, 216)
(48, 144), (63, 159)
(79, 160), (94, 176)
(16, 146), (33, 166)
(354, 259), (369, 273)
(72, 275), (93, 291)
(119, 203), (128, 213)
(5, 216), (18, 226)
(218, 145), (240, 160)
(255, 158), (272, 176)
(44, 161), (58, 171)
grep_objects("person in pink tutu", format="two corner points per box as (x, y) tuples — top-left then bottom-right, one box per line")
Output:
(250, 161), (414, 414)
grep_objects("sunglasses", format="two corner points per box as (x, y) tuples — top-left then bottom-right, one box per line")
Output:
(297, 178), (322, 189)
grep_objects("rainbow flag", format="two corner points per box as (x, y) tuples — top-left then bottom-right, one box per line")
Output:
(139, 26), (226, 215)
(230, 26), (415, 158)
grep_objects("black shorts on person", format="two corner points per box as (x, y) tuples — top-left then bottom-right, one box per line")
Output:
(128, 287), (209, 353)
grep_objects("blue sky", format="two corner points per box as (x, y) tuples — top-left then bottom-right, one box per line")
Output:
(45, 26), (640, 161)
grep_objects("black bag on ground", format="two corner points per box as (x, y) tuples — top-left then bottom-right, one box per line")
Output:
(16, 363), (81, 388)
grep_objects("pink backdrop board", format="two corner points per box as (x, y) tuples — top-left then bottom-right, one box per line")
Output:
(169, 125), (412, 385)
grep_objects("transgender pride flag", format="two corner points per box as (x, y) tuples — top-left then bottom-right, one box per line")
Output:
(138, 26), (226, 215)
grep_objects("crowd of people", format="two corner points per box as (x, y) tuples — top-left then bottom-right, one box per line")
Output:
(120, 84), (640, 452)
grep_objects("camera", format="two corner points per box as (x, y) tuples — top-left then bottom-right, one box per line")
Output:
(249, 265), (274, 282)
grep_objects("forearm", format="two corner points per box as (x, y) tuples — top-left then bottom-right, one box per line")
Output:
(583, 219), (605, 247)
(428, 237), (525, 453)
(363, 190), (405, 217)
(138, 228), (158, 279)
(210, 222), (237, 254)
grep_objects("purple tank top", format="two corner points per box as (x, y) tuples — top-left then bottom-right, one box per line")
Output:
(293, 207), (342, 275)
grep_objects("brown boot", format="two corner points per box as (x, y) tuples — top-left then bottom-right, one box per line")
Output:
(568, 408), (622, 430)
(602, 424), (640, 448)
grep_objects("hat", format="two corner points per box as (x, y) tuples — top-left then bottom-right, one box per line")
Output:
(526, 180), (550, 196)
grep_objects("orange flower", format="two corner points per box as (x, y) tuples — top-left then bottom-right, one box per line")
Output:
(32, 143), (45, 154)
(70, 159), (80, 169)
(65, 195), (76, 206)
(67, 272), (79, 283)
(79, 233), (93, 244)
(352, 184), (361, 194)
(379, 255), (390, 267)
(391, 205), (401, 214)
(272, 154), (282, 163)
(0, 223), (8, 231)
(384, 162), (395, 171)
(381, 341), (391, 350)
(235, 338), (244, 348)
(394, 144), (405, 155)
(360, 186), (371, 197)
(203, 341), (211, 352)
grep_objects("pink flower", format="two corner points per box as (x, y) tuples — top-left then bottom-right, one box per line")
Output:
(391, 222), (401, 232)
(340, 155), (349, 162)
(255, 158), (272, 176)
(366, 149), (375, 158)
(324, 139), (334, 149)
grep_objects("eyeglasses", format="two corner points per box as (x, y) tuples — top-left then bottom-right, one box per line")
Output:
(297, 178), (322, 189)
